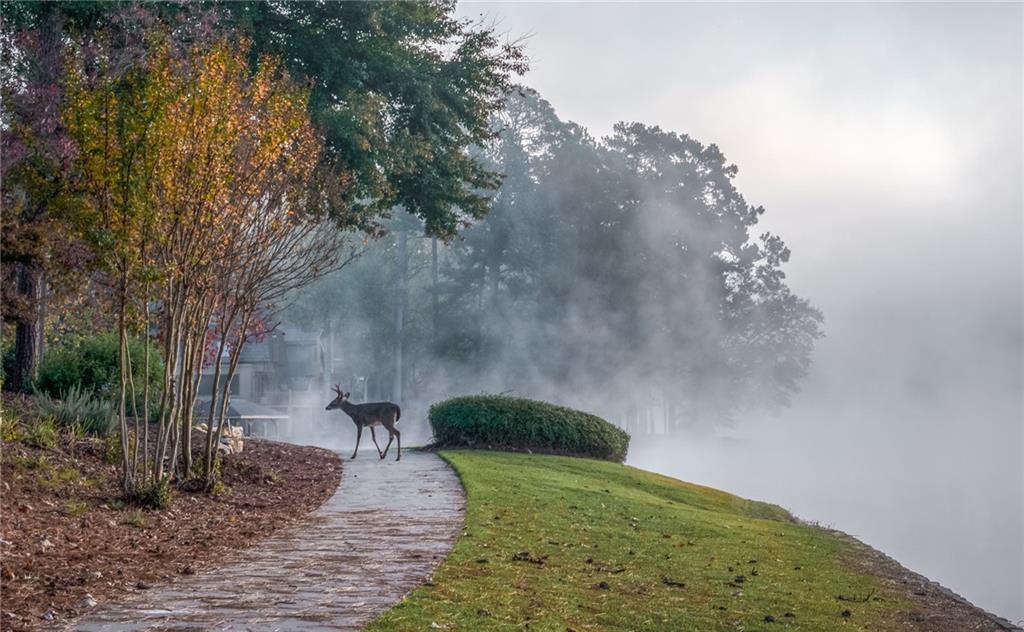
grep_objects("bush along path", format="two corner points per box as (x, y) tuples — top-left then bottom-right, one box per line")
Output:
(71, 451), (465, 631)
(429, 395), (630, 462)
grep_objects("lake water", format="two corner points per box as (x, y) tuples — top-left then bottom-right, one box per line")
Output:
(629, 400), (1024, 624)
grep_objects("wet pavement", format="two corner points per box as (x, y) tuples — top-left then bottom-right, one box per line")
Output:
(73, 451), (465, 631)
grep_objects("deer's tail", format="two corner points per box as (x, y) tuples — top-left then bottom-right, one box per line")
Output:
(395, 405), (401, 424)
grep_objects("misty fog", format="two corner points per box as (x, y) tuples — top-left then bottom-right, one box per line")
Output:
(277, 2), (1021, 623)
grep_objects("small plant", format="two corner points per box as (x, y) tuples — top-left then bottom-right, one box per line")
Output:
(11, 453), (49, 471)
(1, 414), (23, 442)
(124, 510), (146, 529)
(81, 476), (103, 491)
(36, 464), (81, 492)
(1, 339), (13, 391)
(265, 469), (281, 485)
(104, 432), (137, 466)
(191, 453), (222, 481)
(25, 416), (58, 449)
(54, 465), (82, 485)
(125, 479), (172, 510)
(64, 501), (89, 517)
(35, 385), (115, 436)
(104, 433), (121, 465)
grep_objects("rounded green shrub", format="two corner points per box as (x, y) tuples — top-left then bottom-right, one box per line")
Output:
(34, 333), (164, 401)
(430, 395), (630, 462)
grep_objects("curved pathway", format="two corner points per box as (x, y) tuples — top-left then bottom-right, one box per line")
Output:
(73, 451), (465, 631)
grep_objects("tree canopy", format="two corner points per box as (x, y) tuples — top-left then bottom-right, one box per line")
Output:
(4, 0), (527, 238)
(2, 1), (820, 444)
(287, 89), (824, 430)
(215, 1), (528, 238)
(2, 0), (526, 393)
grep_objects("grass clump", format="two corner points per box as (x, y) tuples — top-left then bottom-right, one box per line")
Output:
(10, 453), (50, 472)
(104, 432), (138, 466)
(53, 464), (82, 484)
(125, 479), (172, 510)
(1, 411), (24, 442)
(124, 510), (146, 529)
(25, 416), (58, 449)
(81, 476), (104, 491)
(33, 463), (82, 492)
(367, 451), (908, 632)
(35, 385), (115, 436)
(64, 501), (89, 517)
(430, 395), (630, 462)
(104, 433), (121, 465)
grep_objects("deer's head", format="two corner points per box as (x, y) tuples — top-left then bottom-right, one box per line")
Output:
(326, 384), (350, 410)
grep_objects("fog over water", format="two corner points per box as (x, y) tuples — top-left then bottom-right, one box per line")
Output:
(454, 2), (1023, 621)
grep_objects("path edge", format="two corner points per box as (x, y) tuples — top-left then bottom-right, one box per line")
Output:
(362, 450), (469, 629)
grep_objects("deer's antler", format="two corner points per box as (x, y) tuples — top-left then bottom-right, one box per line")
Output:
(333, 383), (343, 396)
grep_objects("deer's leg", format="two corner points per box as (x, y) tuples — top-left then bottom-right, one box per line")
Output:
(351, 424), (362, 459)
(380, 418), (400, 461)
(370, 426), (384, 459)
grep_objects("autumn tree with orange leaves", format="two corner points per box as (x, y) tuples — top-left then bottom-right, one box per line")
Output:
(64, 32), (352, 497)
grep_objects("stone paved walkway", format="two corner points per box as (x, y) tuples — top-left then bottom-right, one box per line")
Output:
(73, 451), (465, 631)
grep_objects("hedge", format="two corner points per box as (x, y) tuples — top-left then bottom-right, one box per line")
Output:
(34, 332), (164, 402)
(429, 395), (630, 462)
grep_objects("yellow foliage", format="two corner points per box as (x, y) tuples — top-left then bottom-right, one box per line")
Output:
(64, 35), (324, 307)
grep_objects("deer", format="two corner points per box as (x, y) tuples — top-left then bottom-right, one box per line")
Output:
(325, 385), (402, 461)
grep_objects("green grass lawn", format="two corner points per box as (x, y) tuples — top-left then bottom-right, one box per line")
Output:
(368, 450), (911, 631)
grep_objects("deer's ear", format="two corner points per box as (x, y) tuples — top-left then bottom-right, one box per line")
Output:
(344, 392), (351, 399)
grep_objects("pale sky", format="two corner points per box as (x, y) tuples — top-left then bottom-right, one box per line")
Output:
(456, 1), (1024, 620)
(456, 3), (1021, 291)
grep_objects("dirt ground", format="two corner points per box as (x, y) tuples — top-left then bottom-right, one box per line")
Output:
(0, 396), (342, 632)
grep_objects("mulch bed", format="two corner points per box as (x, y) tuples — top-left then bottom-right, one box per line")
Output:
(0, 396), (342, 632)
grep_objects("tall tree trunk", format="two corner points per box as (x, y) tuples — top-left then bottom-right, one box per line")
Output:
(393, 229), (407, 403)
(37, 273), (48, 371)
(142, 289), (151, 484)
(168, 322), (193, 480)
(154, 288), (182, 484)
(117, 267), (133, 493)
(203, 318), (233, 481)
(125, 343), (141, 483)
(431, 237), (439, 345)
(207, 312), (250, 488)
(11, 6), (64, 393)
(178, 320), (205, 479)
(12, 266), (42, 392)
